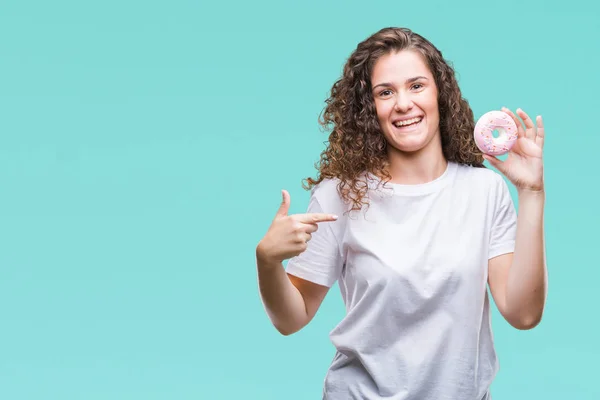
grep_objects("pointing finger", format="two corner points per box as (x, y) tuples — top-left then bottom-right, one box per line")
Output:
(294, 213), (339, 224)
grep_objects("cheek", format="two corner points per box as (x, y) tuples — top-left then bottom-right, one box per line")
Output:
(424, 98), (439, 121)
(375, 100), (391, 121)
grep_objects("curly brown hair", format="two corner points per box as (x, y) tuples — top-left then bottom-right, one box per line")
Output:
(303, 27), (485, 212)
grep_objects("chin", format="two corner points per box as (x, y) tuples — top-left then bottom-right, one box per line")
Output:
(394, 143), (427, 153)
(387, 133), (430, 153)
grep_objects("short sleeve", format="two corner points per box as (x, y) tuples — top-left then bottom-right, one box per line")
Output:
(285, 189), (344, 288)
(488, 175), (517, 259)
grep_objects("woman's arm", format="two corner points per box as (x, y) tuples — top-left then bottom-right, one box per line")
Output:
(256, 189), (336, 335)
(485, 107), (548, 330)
(488, 189), (547, 329)
(257, 251), (329, 335)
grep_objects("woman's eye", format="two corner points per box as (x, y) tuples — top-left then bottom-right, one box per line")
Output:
(380, 90), (392, 96)
(412, 84), (423, 90)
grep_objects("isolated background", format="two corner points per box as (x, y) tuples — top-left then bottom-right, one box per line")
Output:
(1, 0), (598, 398)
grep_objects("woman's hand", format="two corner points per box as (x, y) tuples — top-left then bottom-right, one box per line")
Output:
(483, 107), (545, 193)
(256, 190), (338, 266)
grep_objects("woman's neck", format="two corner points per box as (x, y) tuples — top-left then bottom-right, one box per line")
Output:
(385, 139), (448, 185)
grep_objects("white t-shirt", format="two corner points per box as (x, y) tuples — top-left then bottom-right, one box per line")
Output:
(285, 161), (517, 400)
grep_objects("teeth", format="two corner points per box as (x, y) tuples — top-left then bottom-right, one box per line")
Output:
(393, 117), (422, 127)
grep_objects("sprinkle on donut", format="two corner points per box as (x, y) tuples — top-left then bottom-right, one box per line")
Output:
(473, 110), (518, 155)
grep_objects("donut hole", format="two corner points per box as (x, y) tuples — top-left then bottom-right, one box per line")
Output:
(492, 129), (501, 138)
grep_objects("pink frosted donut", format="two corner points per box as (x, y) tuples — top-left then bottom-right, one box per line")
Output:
(473, 110), (518, 155)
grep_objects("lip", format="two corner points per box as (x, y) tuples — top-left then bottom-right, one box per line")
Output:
(391, 115), (424, 124)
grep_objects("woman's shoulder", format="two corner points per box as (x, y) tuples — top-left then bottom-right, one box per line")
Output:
(309, 177), (353, 216)
(452, 162), (512, 201)
(310, 177), (343, 202)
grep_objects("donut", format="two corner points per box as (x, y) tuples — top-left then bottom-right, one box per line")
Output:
(473, 110), (518, 155)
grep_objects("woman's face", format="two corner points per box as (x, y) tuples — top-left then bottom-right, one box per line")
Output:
(371, 50), (441, 155)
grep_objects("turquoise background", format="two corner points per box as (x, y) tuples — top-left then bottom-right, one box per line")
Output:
(0, 0), (598, 398)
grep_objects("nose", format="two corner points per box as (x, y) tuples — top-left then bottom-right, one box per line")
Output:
(394, 93), (414, 113)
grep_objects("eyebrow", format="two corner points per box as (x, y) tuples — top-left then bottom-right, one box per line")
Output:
(372, 76), (428, 90)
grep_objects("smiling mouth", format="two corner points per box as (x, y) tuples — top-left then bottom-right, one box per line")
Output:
(393, 116), (423, 128)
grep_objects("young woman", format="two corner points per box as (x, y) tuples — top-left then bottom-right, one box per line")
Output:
(256, 27), (547, 400)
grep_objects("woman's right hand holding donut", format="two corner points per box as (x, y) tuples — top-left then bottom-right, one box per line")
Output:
(256, 190), (338, 266)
